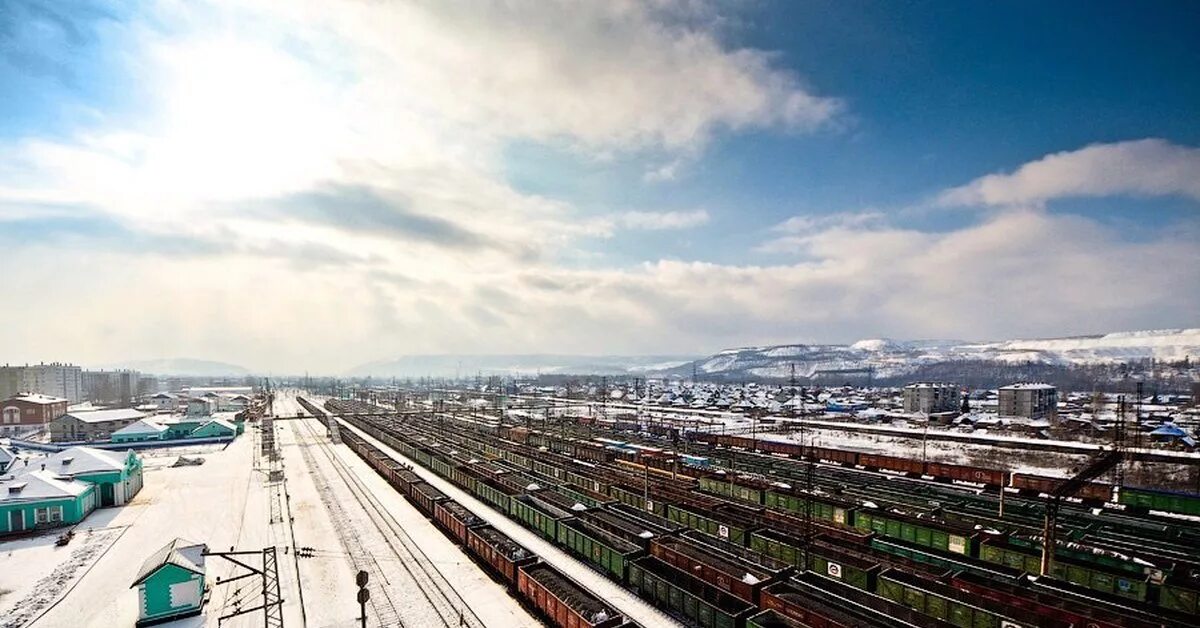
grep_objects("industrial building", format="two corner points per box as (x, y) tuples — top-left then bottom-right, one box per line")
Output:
(1, 393), (69, 435)
(110, 416), (240, 443)
(998, 382), (1059, 422)
(901, 382), (961, 414)
(131, 539), (208, 626)
(0, 363), (84, 404)
(50, 408), (148, 442)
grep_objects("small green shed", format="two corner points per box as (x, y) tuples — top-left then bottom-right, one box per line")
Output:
(131, 538), (208, 626)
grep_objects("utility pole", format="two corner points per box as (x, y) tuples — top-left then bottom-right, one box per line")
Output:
(204, 547), (284, 628)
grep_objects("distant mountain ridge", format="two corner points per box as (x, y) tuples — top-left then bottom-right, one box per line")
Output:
(97, 358), (251, 377)
(346, 354), (696, 378)
(662, 328), (1200, 381)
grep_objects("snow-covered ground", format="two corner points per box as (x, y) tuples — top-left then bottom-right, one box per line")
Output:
(0, 390), (538, 628)
(2, 431), (300, 628)
(276, 391), (537, 628)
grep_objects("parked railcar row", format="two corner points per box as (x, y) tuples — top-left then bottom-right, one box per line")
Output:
(543, 419), (1200, 624)
(687, 432), (1200, 516)
(514, 413), (1200, 624)
(666, 435), (1200, 567)
(334, 424), (635, 628)
(336, 409), (964, 627)
(329, 403), (1197, 628)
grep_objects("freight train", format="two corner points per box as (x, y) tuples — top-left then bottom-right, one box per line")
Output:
(339, 428), (634, 628)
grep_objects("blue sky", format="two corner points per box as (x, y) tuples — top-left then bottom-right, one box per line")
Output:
(0, 1), (1197, 372)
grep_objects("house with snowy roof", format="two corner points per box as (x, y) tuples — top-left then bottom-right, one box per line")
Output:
(131, 538), (208, 625)
(190, 417), (237, 439)
(112, 419), (170, 443)
(39, 446), (144, 507)
(2, 393), (70, 435)
(0, 469), (97, 534)
(49, 408), (147, 442)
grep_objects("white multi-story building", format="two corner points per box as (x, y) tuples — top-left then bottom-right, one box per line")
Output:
(998, 383), (1058, 422)
(902, 382), (961, 414)
(0, 363), (84, 404)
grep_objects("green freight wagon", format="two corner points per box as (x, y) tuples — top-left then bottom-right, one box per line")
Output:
(871, 537), (1020, 581)
(1118, 487), (1200, 516)
(665, 503), (756, 545)
(628, 556), (755, 628)
(806, 542), (880, 591)
(450, 464), (477, 493)
(749, 528), (807, 569)
(610, 484), (663, 516)
(550, 483), (610, 509)
(763, 488), (853, 526)
(978, 538), (1149, 602)
(876, 568), (1042, 628)
(509, 493), (573, 541)
(564, 469), (607, 495)
(530, 459), (567, 481)
(429, 455), (454, 480)
(473, 476), (515, 512)
(1006, 535), (1150, 577)
(556, 517), (642, 581)
(698, 475), (765, 504)
(1160, 575), (1200, 616)
(854, 510), (977, 557)
(749, 528), (881, 591)
(501, 449), (530, 469)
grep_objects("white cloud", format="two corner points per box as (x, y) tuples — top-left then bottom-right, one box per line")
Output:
(618, 209), (711, 230)
(757, 210), (886, 253)
(4, 209), (1194, 372)
(939, 139), (1200, 207)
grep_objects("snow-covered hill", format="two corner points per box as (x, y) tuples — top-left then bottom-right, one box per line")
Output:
(657, 328), (1200, 380)
(96, 358), (251, 376)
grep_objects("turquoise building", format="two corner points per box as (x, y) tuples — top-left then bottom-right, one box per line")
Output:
(131, 538), (208, 625)
(1, 470), (97, 533)
(190, 418), (237, 439)
(1, 446), (143, 535)
(111, 419), (169, 444)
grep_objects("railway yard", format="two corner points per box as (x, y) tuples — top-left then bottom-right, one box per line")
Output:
(12, 387), (1197, 628)
(295, 387), (1200, 628)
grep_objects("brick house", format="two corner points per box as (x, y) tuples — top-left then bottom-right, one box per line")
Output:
(1, 393), (70, 435)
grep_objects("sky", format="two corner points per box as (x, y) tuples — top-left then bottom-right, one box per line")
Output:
(1, 0), (1198, 374)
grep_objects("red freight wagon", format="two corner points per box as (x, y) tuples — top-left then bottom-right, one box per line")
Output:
(859, 453), (924, 475)
(433, 499), (484, 545)
(410, 481), (447, 515)
(808, 446), (859, 466)
(927, 461), (1006, 486)
(1011, 473), (1113, 502)
(649, 536), (773, 604)
(467, 525), (537, 586)
(517, 563), (625, 628)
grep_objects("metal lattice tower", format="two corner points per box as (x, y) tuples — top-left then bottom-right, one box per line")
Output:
(262, 547), (284, 628)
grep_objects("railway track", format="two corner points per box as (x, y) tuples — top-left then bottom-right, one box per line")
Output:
(291, 414), (485, 628)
